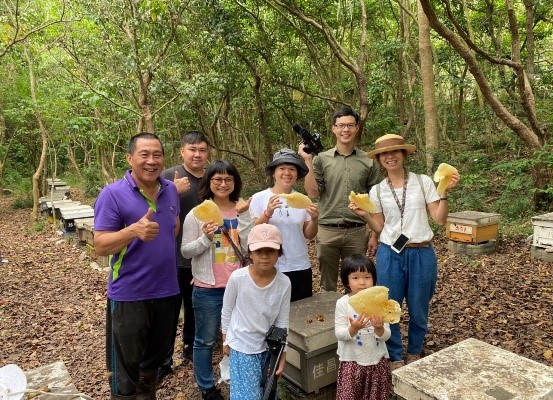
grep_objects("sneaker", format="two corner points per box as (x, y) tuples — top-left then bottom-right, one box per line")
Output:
(405, 353), (421, 365)
(201, 386), (224, 400)
(389, 360), (405, 371)
(157, 365), (173, 383)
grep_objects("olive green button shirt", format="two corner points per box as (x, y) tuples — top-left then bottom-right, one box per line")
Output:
(313, 147), (381, 224)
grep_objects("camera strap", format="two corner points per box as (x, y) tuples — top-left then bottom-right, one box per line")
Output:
(386, 168), (409, 231)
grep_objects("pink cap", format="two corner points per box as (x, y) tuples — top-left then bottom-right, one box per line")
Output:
(247, 224), (282, 251)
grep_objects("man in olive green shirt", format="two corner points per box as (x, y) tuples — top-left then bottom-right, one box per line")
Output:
(299, 107), (380, 291)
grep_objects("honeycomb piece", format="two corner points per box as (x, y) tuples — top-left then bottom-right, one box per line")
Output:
(278, 192), (313, 209)
(192, 199), (224, 226)
(433, 163), (458, 196)
(349, 191), (377, 213)
(348, 286), (401, 324)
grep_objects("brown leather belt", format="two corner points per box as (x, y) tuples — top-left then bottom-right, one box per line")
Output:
(404, 241), (430, 248)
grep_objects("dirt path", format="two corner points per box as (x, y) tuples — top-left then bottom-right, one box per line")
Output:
(1, 195), (551, 399)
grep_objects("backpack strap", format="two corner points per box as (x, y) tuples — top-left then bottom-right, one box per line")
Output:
(415, 173), (428, 202)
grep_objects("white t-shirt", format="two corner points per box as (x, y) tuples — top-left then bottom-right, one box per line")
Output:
(221, 266), (291, 354)
(250, 188), (311, 272)
(335, 294), (390, 366)
(370, 172), (440, 245)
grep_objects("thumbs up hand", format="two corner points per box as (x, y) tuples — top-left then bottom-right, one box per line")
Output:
(173, 170), (191, 194)
(136, 208), (159, 241)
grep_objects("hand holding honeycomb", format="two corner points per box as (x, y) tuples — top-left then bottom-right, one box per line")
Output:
(278, 192), (313, 209)
(192, 199), (224, 226)
(434, 163), (459, 196)
(348, 286), (401, 324)
(349, 191), (377, 213)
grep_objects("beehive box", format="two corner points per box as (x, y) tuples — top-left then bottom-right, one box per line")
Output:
(446, 211), (500, 244)
(531, 212), (553, 248)
(283, 292), (341, 394)
(75, 217), (95, 246)
(392, 338), (553, 400)
(278, 379), (336, 400)
(60, 206), (94, 232)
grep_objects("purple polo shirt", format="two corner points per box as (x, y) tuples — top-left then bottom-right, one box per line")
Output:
(94, 170), (180, 301)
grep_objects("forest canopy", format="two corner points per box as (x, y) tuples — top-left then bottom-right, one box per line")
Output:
(0, 0), (551, 225)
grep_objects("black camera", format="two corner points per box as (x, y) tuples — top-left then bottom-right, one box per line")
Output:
(293, 124), (324, 155)
(265, 325), (287, 354)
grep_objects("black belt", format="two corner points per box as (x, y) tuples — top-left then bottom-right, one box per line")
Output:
(321, 222), (366, 229)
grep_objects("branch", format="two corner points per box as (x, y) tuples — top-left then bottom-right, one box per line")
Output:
(213, 146), (255, 164)
(441, 0), (519, 68)
(268, 0), (360, 75)
(60, 63), (140, 116)
(269, 78), (350, 107)
(0, 0), (75, 58)
(151, 93), (181, 117)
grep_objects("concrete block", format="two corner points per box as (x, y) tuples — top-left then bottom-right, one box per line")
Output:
(392, 338), (553, 400)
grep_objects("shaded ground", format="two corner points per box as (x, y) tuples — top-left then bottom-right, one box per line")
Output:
(0, 194), (551, 399)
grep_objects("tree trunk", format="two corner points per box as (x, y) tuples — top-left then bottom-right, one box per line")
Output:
(0, 112), (6, 196)
(24, 44), (49, 221)
(137, 71), (155, 133)
(418, 0), (543, 149)
(67, 141), (82, 179)
(418, 1), (439, 174)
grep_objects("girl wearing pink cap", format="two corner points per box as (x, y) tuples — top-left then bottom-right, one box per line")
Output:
(221, 224), (291, 400)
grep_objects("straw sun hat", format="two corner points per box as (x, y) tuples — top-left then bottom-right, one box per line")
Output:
(366, 134), (417, 159)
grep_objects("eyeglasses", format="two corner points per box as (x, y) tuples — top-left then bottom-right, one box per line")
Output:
(334, 123), (357, 130)
(211, 177), (234, 185)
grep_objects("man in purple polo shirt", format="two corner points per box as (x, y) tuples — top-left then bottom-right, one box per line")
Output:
(94, 132), (180, 400)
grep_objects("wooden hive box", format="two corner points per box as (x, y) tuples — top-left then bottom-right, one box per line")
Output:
(531, 212), (553, 249)
(283, 292), (341, 394)
(75, 217), (95, 246)
(446, 211), (500, 244)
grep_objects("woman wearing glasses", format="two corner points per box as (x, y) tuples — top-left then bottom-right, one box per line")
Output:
(250, 149), (319, 301)
(181, 160), (253, 400)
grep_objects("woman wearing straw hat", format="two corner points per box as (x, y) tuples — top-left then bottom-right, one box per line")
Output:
(250, 148), (319, 302)
(349, 134), (460, 370)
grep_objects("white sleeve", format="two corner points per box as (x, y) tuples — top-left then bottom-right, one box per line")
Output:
(274, 279), (291, 329)
(335, 297), (354, 341)
(237, 210), (255, 254)
(421, 174), (440, 203)
(180, 211), (212, 258)
(221, 273), (239, 334)
(249, 192), (265, 218)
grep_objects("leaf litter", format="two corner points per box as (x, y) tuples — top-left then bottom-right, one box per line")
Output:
(0, 195), (551, 399)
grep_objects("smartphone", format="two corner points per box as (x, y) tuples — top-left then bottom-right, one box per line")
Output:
(391, 233), (410, 253)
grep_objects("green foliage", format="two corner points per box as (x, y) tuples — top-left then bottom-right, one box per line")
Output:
(11, 196), (34, 210)
(82, 167), (103, 198)
(32, 219), (47, 232)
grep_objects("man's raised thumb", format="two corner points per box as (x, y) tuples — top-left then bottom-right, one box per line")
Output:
(144, 208), (155, 220)
(174, 170), (179, 180)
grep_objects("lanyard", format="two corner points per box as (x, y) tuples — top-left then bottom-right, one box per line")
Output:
(386, 169), (408, 230)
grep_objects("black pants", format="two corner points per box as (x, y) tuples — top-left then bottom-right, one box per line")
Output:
(283, 268), (313, 302)
(106, 295), (180, 396)
(163, 267), (195, 367)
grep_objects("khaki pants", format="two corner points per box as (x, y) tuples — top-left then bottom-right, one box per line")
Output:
(316, 225), (368, 292)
